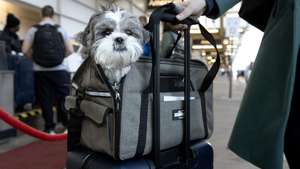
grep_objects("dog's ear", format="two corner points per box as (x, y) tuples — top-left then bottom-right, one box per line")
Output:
(75, 32), (84, 44)
(98, 5), (107, 13)
(143, 29), (150, 44)
(98, 1), (118, 12)
(79, 13), (102, 47)
(78, 21), (92, 47)
(72, 33), (88, 58)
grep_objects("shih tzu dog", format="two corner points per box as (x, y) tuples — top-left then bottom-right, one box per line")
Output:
(78, 6), (149, 83)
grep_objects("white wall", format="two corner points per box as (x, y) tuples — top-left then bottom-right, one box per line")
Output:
(15, 0), (149, 37)
(18, 0), (57, 10)
(58, 0), (96, 36)
(58, 0), (95, 23)
(76, 0), (96, 9)
(60, 17), (86, 38)
(16, 0), (96, 36)
(117, 0), (148, 17)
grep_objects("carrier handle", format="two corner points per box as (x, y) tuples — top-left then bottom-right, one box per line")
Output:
(145, 3), (198, 30)
(145, 3), (220, 92)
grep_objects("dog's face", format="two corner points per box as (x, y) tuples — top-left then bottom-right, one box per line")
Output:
(79, 7), (149, 70)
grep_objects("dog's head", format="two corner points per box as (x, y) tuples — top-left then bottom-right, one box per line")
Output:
(78, 6), (149, 70)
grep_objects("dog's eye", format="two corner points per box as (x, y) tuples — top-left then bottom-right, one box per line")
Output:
(125, 29), (134, 36)
(101, 29), (112, 36)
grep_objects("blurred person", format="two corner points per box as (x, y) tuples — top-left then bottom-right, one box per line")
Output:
(0, 14), (34, 111)
(160, 22), (185, 59)
(22, 5), (74, 134)
(245, 62), (254, 83)
(139, 16), (151, 57)
(177, 0), (300, 169)
(0, 13), (22, 54)
(139, 15), (148, 27)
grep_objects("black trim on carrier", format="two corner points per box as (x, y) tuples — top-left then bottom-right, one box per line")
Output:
(95, 64), (122, 160)
(135, 88), (150, 157)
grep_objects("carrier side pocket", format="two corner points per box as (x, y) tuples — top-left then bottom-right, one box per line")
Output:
(80, 100), (114, 156)
(159, 91), (203, 150)
(80, 100), (110, 125)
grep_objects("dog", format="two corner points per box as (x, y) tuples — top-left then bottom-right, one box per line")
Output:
(78, 5), (149, 83)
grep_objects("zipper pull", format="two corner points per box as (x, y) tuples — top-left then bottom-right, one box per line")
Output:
(115, 92), (121, 101)
(112, 82), (119, 91)
(112, 82), (121, 101)
(115, 91), (121, 112)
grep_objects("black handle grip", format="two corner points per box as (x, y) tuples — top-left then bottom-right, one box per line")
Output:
(160, 13), (178, 23)
(145, 3), (199, 31)
(160, 13), (198, 26)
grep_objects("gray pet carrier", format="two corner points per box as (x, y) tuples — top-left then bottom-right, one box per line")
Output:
(65, 4), (220, 161)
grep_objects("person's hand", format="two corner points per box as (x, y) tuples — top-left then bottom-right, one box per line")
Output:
(176, 0), (207, 21)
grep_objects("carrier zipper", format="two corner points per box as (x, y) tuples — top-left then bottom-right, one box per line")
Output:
(138, 57), (207, 68)
(112, 80), (125, 117)
(85, 90), (112, 97)
(95, 65), (122, 160)
(112, 82), (121, 111)
(111, 79), (125, 160)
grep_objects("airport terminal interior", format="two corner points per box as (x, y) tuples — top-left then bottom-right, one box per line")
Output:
(0, 0), (289, 169)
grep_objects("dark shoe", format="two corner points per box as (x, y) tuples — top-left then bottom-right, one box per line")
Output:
(54, 123), (67, 133)
(44, 128), (56, 135)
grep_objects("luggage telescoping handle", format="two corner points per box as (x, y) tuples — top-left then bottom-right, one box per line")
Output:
(153, 15), (193, 169)
(146, 3), (220, 169)
(183, 26), (192, 169)
(147, 3), (196, 169)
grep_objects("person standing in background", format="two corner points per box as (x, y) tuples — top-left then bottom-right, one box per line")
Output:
(177, 0), (300, 169)
(22, 5), (74, 134)
(160, 22), (185, 59)
(139, 16), (151, 57)
(0, 13), (22, 55)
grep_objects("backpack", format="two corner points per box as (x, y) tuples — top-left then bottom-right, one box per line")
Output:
(32, 24), (65, 67)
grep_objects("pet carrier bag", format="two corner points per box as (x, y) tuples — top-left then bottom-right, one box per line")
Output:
(66, 3), (220, 163)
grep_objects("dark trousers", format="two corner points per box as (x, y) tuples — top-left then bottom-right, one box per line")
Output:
(34, 70), (70, 130)
(284, 48), (300, 169)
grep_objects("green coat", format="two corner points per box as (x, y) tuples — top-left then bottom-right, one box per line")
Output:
(212, 0), (300, 168)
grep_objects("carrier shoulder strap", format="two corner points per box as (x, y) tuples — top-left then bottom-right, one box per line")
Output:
(197, 23), (220, 92)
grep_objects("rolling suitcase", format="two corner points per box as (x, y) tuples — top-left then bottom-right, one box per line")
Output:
(66, 141), (213, 169)
(7, 54), (35, 109)
(0, 41), (8, 70)
(14, 56), (35, 109)
(67, 3), (219, 169)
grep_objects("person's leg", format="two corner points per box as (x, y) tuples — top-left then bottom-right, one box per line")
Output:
(50, 70), (71, 128)
(34, 71), (55, 131)
(284, 48), (300, 169)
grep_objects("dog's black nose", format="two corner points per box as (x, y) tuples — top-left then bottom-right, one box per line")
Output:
(115, 37), (124, 44)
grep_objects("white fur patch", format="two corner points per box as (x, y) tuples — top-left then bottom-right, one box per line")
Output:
(104, 9), (124, 29)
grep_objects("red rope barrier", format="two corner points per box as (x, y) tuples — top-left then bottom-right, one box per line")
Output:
(0, 107), (67, 141)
